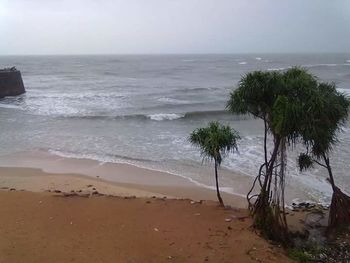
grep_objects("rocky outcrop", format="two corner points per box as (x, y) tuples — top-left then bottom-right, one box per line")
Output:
(0, 67), (26, 98)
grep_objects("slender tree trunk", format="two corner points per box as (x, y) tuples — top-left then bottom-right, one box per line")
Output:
(261, 136), (281, 204)
(247, 120), (269, 209)
(263, 118), (268, 176)
(214, 159), (224, 206)
(323, 154), (336, 191)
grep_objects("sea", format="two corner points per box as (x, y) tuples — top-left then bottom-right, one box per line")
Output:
(0, 53), (349, 204)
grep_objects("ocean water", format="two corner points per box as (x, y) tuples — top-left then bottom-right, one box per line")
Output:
(0, 54), (349, 204)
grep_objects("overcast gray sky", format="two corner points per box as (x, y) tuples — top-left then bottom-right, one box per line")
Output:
(1, 0), (349, 55)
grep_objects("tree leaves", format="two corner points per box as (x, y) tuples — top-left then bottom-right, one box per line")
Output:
(297, 153), (314, 172)
(189, 121), (240, 166)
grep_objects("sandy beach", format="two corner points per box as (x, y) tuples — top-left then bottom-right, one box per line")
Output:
(2, 3), (349, 260)
(0, 152), (298, 262)
(0, 190), (293, 263)
(0, 151), (248, 207)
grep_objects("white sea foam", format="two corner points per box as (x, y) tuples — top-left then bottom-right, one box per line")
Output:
(267, 67), (285, 71)
(0, 103), (22, 110)
(302, 63), (338, 68)
(47, 149), (245, 197)
(147, 113), (184, 121)
(27, 91), (125, 100)
(337, 88), (350, 95)
(157, 97), (189, 104)
(267, 63), (349, 71)
(238, 61), (247, 65)
(255, 57), (262, 60)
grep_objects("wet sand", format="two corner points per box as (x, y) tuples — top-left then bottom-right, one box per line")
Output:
(0, 150), (247, 207)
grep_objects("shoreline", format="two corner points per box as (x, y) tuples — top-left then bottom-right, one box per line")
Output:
(0, 150), (335, 210)
(0, 152), (330, 261)
(0, 150), (333, 207)
(0, 151), (247, 207)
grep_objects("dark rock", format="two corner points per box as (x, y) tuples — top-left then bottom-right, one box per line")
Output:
(53, 190), (61, 193)
(9, 188), (16, 191)
(124, 195), (136, 199)
(0, 68), (25, 98)
(63, 192), (77, 197)
(238, 216), (248, 221)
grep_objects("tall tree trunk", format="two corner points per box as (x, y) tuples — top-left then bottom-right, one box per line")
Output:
(263, 118), (268, 176)
(258, 136), (281, 209)
(252, 136), (291, 244)
(214, 159), (224, 206)
(246, 120), (269, 211)
(323, 155), (336, 191)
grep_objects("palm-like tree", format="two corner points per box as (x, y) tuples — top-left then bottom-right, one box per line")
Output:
(227, 67), (318, 243)
(298, 82), (350, 230)
(189, 121), (240, 206)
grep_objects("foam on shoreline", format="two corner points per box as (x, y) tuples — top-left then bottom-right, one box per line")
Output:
(0, 151), (247, 207)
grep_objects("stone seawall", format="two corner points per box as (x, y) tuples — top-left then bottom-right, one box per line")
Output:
(0, 69), (26, 98)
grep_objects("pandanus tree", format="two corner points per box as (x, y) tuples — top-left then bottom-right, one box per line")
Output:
(297, 82), (350, 231)
(227, 68), (319, 243)
(189, 121), (240, 206)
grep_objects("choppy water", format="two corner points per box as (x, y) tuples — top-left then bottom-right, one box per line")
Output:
(0, 54), (349, 203)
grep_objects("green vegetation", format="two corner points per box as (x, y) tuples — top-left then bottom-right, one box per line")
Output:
(189, 67), (350, 253)
(296, 81), (350, 230)
(189, 121), (240, 206)
(227, 67), (319, 243)
(287, 248), (313, 263)
(227, 67), (350, 242)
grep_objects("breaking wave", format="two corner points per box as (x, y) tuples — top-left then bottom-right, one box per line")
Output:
(65, 110), (233, 121)
(147, 113), (184, 121)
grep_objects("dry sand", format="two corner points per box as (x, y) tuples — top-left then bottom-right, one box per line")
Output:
(0, 153), (296, 262)
(0, 190), (293, 263)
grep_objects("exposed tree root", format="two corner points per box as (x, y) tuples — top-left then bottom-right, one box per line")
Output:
(328, 187), (350, 231)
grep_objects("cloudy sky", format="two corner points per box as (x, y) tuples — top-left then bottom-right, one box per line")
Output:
(1, 0), (349, 55)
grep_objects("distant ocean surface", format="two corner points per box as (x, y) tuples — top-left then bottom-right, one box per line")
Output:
(0, 54), (349, 204)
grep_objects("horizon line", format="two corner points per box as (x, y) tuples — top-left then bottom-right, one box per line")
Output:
(1, 51), (350, 57)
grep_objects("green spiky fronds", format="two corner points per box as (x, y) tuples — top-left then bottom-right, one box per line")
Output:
(226, 70), (284, 122)
(189, 121), (240, 166)
(298, 153), (314, 172)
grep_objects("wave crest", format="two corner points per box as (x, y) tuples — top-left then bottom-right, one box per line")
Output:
(147, 113), (184, 121)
